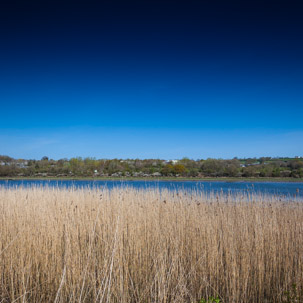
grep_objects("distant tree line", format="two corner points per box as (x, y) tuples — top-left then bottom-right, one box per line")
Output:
(0, 155), (303, 178)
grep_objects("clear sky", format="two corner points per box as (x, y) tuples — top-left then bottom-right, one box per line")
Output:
(1, 0), (302, 159)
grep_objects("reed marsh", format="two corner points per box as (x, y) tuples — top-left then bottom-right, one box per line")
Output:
(0, 186), (302, 302)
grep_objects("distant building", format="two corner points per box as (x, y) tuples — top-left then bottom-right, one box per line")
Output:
(166, 160), (179, 164)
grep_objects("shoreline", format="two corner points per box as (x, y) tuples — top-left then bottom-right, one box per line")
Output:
(1, 176), (303, 183)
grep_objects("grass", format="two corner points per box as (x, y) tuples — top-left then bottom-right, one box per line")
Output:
(0, 186), (302, 302)
(1, 176), (303, 182)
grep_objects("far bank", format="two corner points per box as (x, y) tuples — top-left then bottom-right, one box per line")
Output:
(1, 176), (303, 183)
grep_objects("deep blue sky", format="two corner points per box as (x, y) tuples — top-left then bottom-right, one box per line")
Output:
(1, 0), (302, 159)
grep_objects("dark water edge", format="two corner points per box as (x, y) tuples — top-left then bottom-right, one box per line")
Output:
(1, 176), (303, 182)
(1, 179), (303, 199)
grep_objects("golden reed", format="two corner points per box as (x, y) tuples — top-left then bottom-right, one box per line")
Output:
(0, 186), (302, 302)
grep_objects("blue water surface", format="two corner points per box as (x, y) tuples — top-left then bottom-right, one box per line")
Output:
(0, 179), (303, 198)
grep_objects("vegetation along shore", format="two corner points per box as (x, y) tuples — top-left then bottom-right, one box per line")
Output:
(1, 176), (303, 183)
(1, 155), (303, 179)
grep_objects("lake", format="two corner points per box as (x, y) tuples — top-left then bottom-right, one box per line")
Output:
(1, 179), (303, 199)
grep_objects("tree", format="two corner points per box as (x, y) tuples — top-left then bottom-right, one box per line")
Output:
(173, 164), (186, 175)
(161, 164), (174, 176)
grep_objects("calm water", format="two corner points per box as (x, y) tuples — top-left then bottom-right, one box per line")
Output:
(0, 179), (303, 198)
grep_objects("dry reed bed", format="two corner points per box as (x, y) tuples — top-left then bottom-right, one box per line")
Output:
(0, 186), (302, 303)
